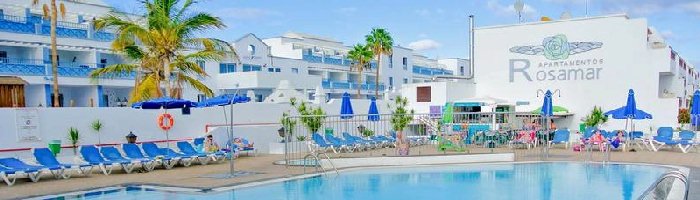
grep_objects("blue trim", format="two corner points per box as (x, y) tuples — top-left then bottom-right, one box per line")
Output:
(44, 84), (51, 107)
(97, 85), (105, 107)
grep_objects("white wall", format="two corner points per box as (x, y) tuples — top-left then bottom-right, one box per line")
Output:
(401, 81), (477, 114)
(474, 15), (679, 132)
(0, 99), (392, 157)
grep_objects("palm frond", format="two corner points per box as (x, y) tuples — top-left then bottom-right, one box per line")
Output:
(89, 63), (138, 79)
(177, 73), (213, 97)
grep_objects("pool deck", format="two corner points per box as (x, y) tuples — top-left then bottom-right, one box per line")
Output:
(3, 147), (700, 199)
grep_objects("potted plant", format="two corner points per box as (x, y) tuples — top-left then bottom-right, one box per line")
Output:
(296, 135), (307, 141)
(290, 98), (326, 135)
(361, 129), (375, 138)
(388, 96), (414, 156)
(678, 108), (690, 130)
(280, 112), (297, 142)
(68, 127), (80, 155)
(583, 106), (608, 129)
(91, 119), (103, 145)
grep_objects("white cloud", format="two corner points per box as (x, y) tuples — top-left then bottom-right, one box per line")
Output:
(414, 8), (446, 17)
(214, 8), (281, 20)
(336, 7), (357, 15)
(545, 0), (700, 17)
(408, 39), (442, 51)
(681, 1), (700, 16)
(487, 0), (538, 20)
(660, 30), (675, 40)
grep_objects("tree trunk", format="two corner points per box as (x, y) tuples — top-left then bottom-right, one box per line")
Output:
(375, 54), (381, 98)
(50, 0), (59, 107)
(357, 64), (363, 98)
(163, 58), (172, 97)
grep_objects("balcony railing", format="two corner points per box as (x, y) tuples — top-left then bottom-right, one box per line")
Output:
(412, 65), (454, 76)
(0, 58), (134, 79)
(322, 79), (385, 91)
(0, 14), (115, 41)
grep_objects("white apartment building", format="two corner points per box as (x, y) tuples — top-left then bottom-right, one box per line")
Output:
(0, 0), (469, 107)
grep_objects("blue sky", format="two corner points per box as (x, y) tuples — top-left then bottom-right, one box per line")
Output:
(103, 0), (700, 65)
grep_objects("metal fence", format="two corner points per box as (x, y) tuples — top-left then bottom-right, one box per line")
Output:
(282, 112), (562, 168)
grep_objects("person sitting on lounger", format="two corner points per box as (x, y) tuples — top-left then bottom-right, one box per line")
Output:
(589, 130), (607, 151)
(609, 130), (624, 149)
(204, 134), (220, 153)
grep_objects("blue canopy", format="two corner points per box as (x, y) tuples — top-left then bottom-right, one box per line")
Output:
(196, 94), (251, 107)
(340, 92), (354, 119)
(368, 97), (380, 121)
(540, 90), (553, 117)
(604, 89), (652, 119)
(605, 106), (652, 119)
(132, 97), (196, 109)
(691, 90), (700, 125)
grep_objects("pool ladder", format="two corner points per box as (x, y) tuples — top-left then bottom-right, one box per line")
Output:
(302, 152), (339, 175)
(638, 170), (689, 200)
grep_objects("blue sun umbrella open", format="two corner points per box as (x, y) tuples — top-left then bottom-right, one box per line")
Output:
(196, 94), (248, 177)
(604, 89), (652, 144)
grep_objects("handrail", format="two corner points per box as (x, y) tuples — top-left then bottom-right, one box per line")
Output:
(637, 170), (689, 200)
(302, 152), (338, 175)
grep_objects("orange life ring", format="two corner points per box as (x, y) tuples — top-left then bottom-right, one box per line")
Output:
(158, 113), (174, 131)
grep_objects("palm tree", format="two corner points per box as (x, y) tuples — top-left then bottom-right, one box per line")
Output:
(347, 44), (373, 97)
(33, 0), (66, 107)
(90, 0), (237, 103)
(365, 28), (393, 98)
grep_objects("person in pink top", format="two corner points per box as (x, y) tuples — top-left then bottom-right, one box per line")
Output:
(589, 130), (607, 151)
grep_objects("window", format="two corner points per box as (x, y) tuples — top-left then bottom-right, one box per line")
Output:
(268, 67), (275, 72)
(196, 60), (206, 71)
(197, 94), (207, 102)
(402, 57), (408, 70)
(416, 86), (431, 102)
(403, 78), (408, 84)
(248, 45), (256, 55)
(219, 63), (235, 73)
(0, 51), (6, 63)
(460, 66), (464, 76)
(242, 64), (261, 72)
(389, 77), (394, 87)
(389, 54), (393, 68)
(255, 94), (263, 102)
(291, 68), (299, 74)
(275, 68), (281, 72)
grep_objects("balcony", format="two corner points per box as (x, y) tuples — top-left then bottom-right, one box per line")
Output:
(0, 58), (134, 79)
(302, 54), (322, 63)
(322, 79), (385, 91)
(412, 65), (454, 76)
(0, 14), (115, 41)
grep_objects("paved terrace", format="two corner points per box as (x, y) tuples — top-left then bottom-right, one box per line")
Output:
(2, 146), (699, 199)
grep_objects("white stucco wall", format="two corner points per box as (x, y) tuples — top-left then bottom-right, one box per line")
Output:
(473, 15), (680, 132)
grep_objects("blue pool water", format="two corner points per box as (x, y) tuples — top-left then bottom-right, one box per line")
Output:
(43, 162), (669, 200)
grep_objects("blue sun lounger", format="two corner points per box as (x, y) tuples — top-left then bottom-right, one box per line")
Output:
(122, 143), (178, 170)
(312, 133), (338, 153)
(80, 145), (135, 175)
(32, 148), (93, 179)
(141, 142), (192, 167)
(649, 127), (677, 152)
(0, 158), (44, 184)
(548, 129), (570, 149)
(177, 141), (225, 164)
(678, 130), (697, 153)
(100, 146), (155, 172)
(343, 132), (376, 150)
(160, 148), (196, 166)
(0, 165), (39, 186)
(325, 134), (355, 152)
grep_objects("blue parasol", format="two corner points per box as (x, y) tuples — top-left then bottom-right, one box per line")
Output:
(540, 90), (553, 117)
(368, 97), (380, 121)
(340, 92), (354, 119)
(132, 97), (196, 109)
(604, 107), (653, 119)
(690, 90), (700, 127)
(604, 89), (652, 148)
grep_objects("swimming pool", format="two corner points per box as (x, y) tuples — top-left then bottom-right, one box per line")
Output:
(37, 162), (671, 200)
